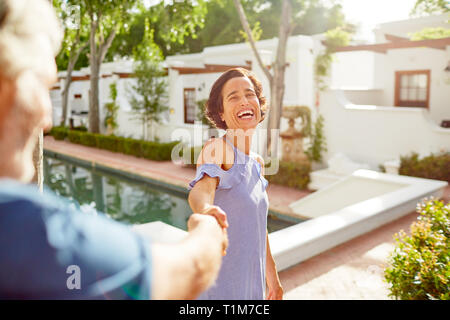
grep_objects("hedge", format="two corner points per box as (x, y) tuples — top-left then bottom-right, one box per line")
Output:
(399, 152), (450, 183)
(265, 160), (311, 190)
(48, 127), (180, 162)
(49, 126), (68, 140)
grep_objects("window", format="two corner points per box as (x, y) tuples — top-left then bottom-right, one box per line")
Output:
(184, 88), (196, 124)
(395, 70), (430, 108)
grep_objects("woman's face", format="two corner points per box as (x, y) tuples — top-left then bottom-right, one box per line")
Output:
(220, 76), (262, 131)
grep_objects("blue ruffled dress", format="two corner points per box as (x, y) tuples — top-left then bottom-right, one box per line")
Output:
(188, 137), (269, 300)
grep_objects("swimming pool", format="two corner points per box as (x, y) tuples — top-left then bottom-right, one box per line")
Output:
(43, 155), (297, 233)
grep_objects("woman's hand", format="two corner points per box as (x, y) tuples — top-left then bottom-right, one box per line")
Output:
(266, 231), (283, 300)
(266, 275), (283, 300)
(201, 204), (229, 229)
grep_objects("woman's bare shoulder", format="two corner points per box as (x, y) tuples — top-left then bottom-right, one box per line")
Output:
(252, 152), (265, 175)
(196, 137), (234, 167)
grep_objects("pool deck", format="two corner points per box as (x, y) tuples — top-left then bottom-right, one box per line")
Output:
(43, 136), (450, 300)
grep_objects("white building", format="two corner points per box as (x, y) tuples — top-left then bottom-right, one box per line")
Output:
(50, 13), (450, 171)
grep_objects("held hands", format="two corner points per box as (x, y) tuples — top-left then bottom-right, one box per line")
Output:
(201, 204), (229, 256)
(188, 213), (228, 257)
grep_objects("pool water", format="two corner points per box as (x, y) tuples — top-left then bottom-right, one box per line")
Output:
(43, 156), (296, 233)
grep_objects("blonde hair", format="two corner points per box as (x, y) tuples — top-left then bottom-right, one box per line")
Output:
(0, 0), (62, 79)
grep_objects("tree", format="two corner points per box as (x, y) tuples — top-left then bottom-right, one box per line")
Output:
(105, 0), (208, 59)
(410, 0), (450, 17)
(233, 0), (293, 157)
(83, 0), (136, 133)
(53, 0), (89, 127)
(128, 19), (168, 141)
(233, 0), (349, 156)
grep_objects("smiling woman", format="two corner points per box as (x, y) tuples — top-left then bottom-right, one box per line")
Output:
(205, 67), (267, 130)
(188, 68), (284, 300)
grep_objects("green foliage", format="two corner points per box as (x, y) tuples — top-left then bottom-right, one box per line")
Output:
(104, 82), (120, 133)
(196, 99), (210, 127)
(72, 125), (88, 132)
(410, 0), (450, 17)
(265, 160), (311, 190)
(315, 27), (352, 91)
(49, 128), (178, 162)
(384, 198), (450, 300)
(399, 152), (450, 183)
(53, 0), (90, 71)
(305, 114), (327, 163)
(49, 126), (69, 140)
(124, 138), (143, 158)
(409, 27), (450, 40)
(79, 132), (97, 147)
(128, 18), (168, 140)
(107, 0), (208, 59)
(96, 134), (118, 153)
(67, 130), (83, 144)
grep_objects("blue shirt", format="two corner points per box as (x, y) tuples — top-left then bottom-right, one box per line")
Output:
(0, 179), (152, 299)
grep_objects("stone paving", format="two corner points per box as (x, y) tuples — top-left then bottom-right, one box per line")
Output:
(44, 136), (449, 300)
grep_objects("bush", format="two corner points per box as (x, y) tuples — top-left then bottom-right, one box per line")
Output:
(79, 132), (97, 147)
(50, 126), (68, 140)
(384, 198), (450, 300)
(399, 152), (450, 183)
(72, 125), (88, 132)
(265, 160), (311, 190)
(123, 138), (142, 158)
(49, 128), (182, 162)
(67, 130), (82, 144)
(96, 134), (118, 153)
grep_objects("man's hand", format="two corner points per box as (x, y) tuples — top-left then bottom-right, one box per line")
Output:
(188, 213), (228, 256)
(201, 204), (229, 229)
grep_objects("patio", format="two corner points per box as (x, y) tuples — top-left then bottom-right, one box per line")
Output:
(43, 136), (449, 300)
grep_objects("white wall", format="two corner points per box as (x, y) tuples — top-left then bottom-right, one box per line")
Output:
(320, 90), (450, 169)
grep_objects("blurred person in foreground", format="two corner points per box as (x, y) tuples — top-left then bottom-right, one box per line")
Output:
(0, 0), (227, 300)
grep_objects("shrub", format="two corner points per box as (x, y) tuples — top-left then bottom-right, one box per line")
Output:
(50, 126), (68, 140)
(399, 152), (450, 183)
(49, 127), (182, 162)
(159, 141), (180, 161)
(72, 125), (88, 132)
(141, 141), (158, 160)
(384, 198), (450, 300)
(124, 138), (143, 158)
(67, 130), (82, 144)
(265, 160), (311, 190)
(96, 134), (118, 153)
(79, 132), (97, 147)
(116, 136), (127, 154)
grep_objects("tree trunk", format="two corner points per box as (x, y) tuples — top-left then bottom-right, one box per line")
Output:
(265, 0), (292, 157)
(88, 14), (117, 134)
(233, 0), (293, 157)
(61, 41), (87, 127)
(89, 60), (101, 133)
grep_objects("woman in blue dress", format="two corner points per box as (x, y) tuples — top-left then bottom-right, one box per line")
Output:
(188, 68), (283, 300)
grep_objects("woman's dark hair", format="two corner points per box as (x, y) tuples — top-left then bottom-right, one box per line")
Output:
(205, 67), (267, 130)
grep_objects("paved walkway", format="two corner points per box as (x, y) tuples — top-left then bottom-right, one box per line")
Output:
(43, 136), (449, 300)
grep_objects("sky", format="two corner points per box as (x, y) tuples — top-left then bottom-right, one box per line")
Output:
(338, 0), (419, 42)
